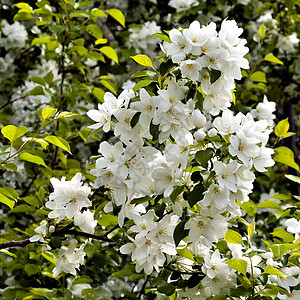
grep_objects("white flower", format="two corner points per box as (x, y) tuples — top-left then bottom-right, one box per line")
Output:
(96, 141), (125, 175)
(192, 109), (206, 128)
(74, 210), (97, 234)
(252, 147), (274, 172)
(1, 21), (28, 50)
(229, 135), (259, 167)
(152, 164), (174, 197)
(180, 59), (202, 81)
(130, 88), (156, 127)
(30, 221), (48, 242)
(163, 29), (192, 63)
(284, 218), (300, 240)
(87, 104), (111, 132)
(52, 240), (86, 277)
(251, 96), (276, 126)
(213, 110), (241, 135)
(45, 173), (91, 222)
(202, 249), (230, 278)
(201, 183), (230, 209)
(214, 160), (238, 192)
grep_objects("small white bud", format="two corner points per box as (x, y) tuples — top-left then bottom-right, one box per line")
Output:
(192, 109), (206, 128)
(49, 225), (55, 233)
(194, 129), (206, 141)
(208, 128), (217, 137)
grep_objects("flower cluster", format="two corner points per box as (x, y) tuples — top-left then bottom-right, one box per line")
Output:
(0, 20), (28, 50)
(52, 239), (86, 277)
(45, 173), (97, 234)
(86, 20), (276, 286)
(120, 210), (179, 274)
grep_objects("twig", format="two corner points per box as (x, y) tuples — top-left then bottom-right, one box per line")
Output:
(21, 171), (40, 197)
(138, 275), (149, 299)
(0, 239), (30, 250)
(60, 229), (114, 242)
(51, 38), (66, 170)
(0, 96), (25, 111)
(104, 224), (119, 236)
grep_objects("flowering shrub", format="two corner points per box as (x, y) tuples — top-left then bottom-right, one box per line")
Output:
(0, 0), (299, 299)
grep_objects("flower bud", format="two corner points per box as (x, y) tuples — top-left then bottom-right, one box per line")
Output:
(194, 129), (206, 141)
(192, 109), (206, 128)
(208, 128), (217, 137)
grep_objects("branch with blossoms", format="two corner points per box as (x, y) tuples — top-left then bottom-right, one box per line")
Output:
(0, 222), (115, 250)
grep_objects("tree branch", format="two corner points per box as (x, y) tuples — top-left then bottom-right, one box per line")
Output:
(0, 239), (30, 250)
(0, 96), (25, 111)
(59, 229), (114, 242)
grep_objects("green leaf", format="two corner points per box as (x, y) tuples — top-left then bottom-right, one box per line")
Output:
(133, 79), (153, 93)
(107, 9), (125, 27)
(285, 174), (300, 184)
(264, 265), (285, 278)
(152, 33), (171, 43)
(249, 71), (267, 83)
(177, 247), (194, 262)
(257, 201), (281, 209)
(70, 10), (90, 18)
(76, 1), (93, 9)
(14, 2), (33, 13)
(48, 25), (67, 35)
(195, 148), (214, 169)
(27, 86), (45, 96)
(42, 107), (57, 120)
(226, 259), (247, 276)
(264, 54), (283, 65)
(93, 87), (105, 101)
(248, 219), (255, 238)
(99, 46), (118, 64)
(210, 69), (222, 84)
(32, 138), (49, 150)
(41, 251), (57, 265)
(237, 274), (251, 290)
(14, 11), (33, 21)
(31, 36), (52, 46)
(211, 296), (226, 300)
(258, 24), (266, 37)
(170, 185), (184, 203)
(130, 55), (154, 69)
(1, 125), (28, 142)
(186, 182), (204, 207)
(225, 229), (242, 244)
(19, 152), (47, 167)
(100, 80), (117, 93)
(275, 118), (289, 137)
(270, 194), (291, 201)
(57, 112), (82, 119)
(23, 195), (40, 207)
(29, 76), (45, 86)
(0, 191), (15, 209)
(95, 38), (108, 45)
(173, 220), (189, 246)
(44, 136), (72, 154)
(239, 200), (257, 216)
(25, 264), (41, 276)
(90, 8), (107, 18)
(271, 228), (294, 243)
(3, 163), (17, 172)
(86, 24), (103, 39)
(157, 282), (175, 296)
(274, 146), (299, 171)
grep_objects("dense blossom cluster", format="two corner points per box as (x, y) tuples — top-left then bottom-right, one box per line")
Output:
(0, 1), (299, 298)
(84, 20), (291, 298)
(45, 173), (97, 234)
